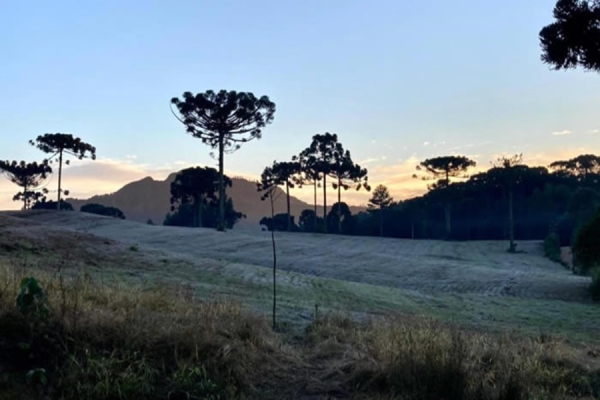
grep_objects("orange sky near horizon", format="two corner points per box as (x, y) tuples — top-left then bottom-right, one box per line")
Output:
(0, 146), (594, 212)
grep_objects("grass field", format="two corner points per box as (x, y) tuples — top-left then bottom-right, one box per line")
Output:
(2, 210), (600, 399)
(2, 210), (598, 342)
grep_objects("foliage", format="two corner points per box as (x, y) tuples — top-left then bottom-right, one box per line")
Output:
(171, 90), (276, 231)
(257, 161), (301, 231)
(0, 160), (52, 209)
(572, 207), (600, 274)
(540, 0), (600, 72)
(29, 133), (96, 209)
(298, 133), (345, 232)
(80, 203), (126, 219)
(259, 213), (298, 232)
(32, 199), (74, 211)
(550, 154), (600, 182)
(327, 202), (355, 234)
(164, 197), (244, 229)
(16, 277), (48, 319)
(589, 268), (600, 300)
(298, 209), (323, 232)
(543, 231), (562, 263)
(414, 155), (477, 189)
(170, 167), (229, 228)
(368, 184), (393, 210)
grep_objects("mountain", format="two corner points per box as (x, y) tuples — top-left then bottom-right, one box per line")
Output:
(66, 173), (367, 229)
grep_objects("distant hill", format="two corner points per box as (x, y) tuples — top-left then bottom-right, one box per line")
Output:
(67, 173), (366, 229)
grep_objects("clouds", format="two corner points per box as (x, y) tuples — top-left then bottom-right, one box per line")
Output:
(0, 157), (195, 210)
(553, 131), (572, 136)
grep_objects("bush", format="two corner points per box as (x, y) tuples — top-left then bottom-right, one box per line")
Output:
(543, 231), (562, 263)
(80, 203), (126, 219)
(573, 208), (600, 275)
(31, 200), (74, 211)
(590, 268), (600, 301)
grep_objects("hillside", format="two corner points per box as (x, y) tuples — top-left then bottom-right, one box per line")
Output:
(66, 173), (366, 227)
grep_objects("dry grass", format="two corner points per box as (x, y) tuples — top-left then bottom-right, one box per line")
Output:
(0, 263), (295, 400)
(303, 315), (600, 400)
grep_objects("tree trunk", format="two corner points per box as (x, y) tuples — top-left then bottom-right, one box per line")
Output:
(269, 192), (277, 329)
(337, 177), (342, 233)
(508, 188), (515, 252)
(379, 207), (383, 237)
(411, 220), (415, 240)
(217, 134), (225, 231)
(323, 175), (327, 233)
(23, 184), (28, 210)
(313, 180), (317, 233)
(286, 182), (291, 232)
(57, 149), (63, 210)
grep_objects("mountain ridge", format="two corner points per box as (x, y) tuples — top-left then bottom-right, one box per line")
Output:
(66, 173), (366, 228)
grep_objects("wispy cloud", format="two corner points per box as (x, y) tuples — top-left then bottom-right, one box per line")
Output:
(590, 129), (599, 134)
(552, 130), (572, 136)
(358, 156), (387, 165)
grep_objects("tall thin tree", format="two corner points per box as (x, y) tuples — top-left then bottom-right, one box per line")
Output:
(491, 154), (524, 253)
(294, 153), (321, 232)
(257, 165), (284, 329)
(171, 90), (276, 231)
(271, 161), (301, 231)
(330, 152), (370, 233)
(368, 184), (394, 237)
(413, 156), (476, 239)
(299, 133), (342, 233)
(0, 160), (52, 210)
(29, 133), (96, 210)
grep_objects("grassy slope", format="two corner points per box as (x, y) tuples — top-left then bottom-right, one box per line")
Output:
(1, 210), (599, 343)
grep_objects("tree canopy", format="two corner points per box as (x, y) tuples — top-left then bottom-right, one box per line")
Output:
(170, 167), (228, 228)
(29, 133), (96, 210)
(540, 0), (600, 72)
(170, 90), (275, 231)
(0, 160), (52, 210)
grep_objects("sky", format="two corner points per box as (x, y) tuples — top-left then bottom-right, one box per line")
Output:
(1, 0), (599, 210)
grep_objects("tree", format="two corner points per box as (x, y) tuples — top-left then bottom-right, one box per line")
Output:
(327, 202), (354, 234)
(257, 165), (283, 329)
(0, 160), (52, 210)
(294, 153), (322, 233)
(329, 151), (370, 233)
(171, 90), (276, 231)
(539, 0), (600, 72)
(81, 203), (126, 219)
(299, 133), (344, 233)
(259, 214), (296, 231)
(572, 207), (600, 274)
(29, 133), (96, 211)
(298, 209), (318, 232)
(413, 156), (476, 238)
(490, 154), (524, 252)
(549, 154), (600, 184)
(170, 167), (227, 228)
(164, 197), (244, 229)
(270, 161), (301, 231)
(368, 184), (394, 237)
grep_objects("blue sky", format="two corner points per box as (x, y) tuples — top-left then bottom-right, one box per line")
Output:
(1, 0), (599, 208)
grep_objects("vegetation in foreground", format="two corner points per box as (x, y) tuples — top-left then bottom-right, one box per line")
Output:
(1, 261), (600, 400)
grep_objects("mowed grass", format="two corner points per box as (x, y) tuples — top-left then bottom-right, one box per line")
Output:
(1, 212), (600, 344)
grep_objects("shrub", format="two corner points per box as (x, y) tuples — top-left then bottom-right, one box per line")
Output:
(31, 200), (74, 211)
(543, 231), (561, 263)
(80, 203), (126, 219)
(573, 208), (600, 275)
(590, 268), (600, 301)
